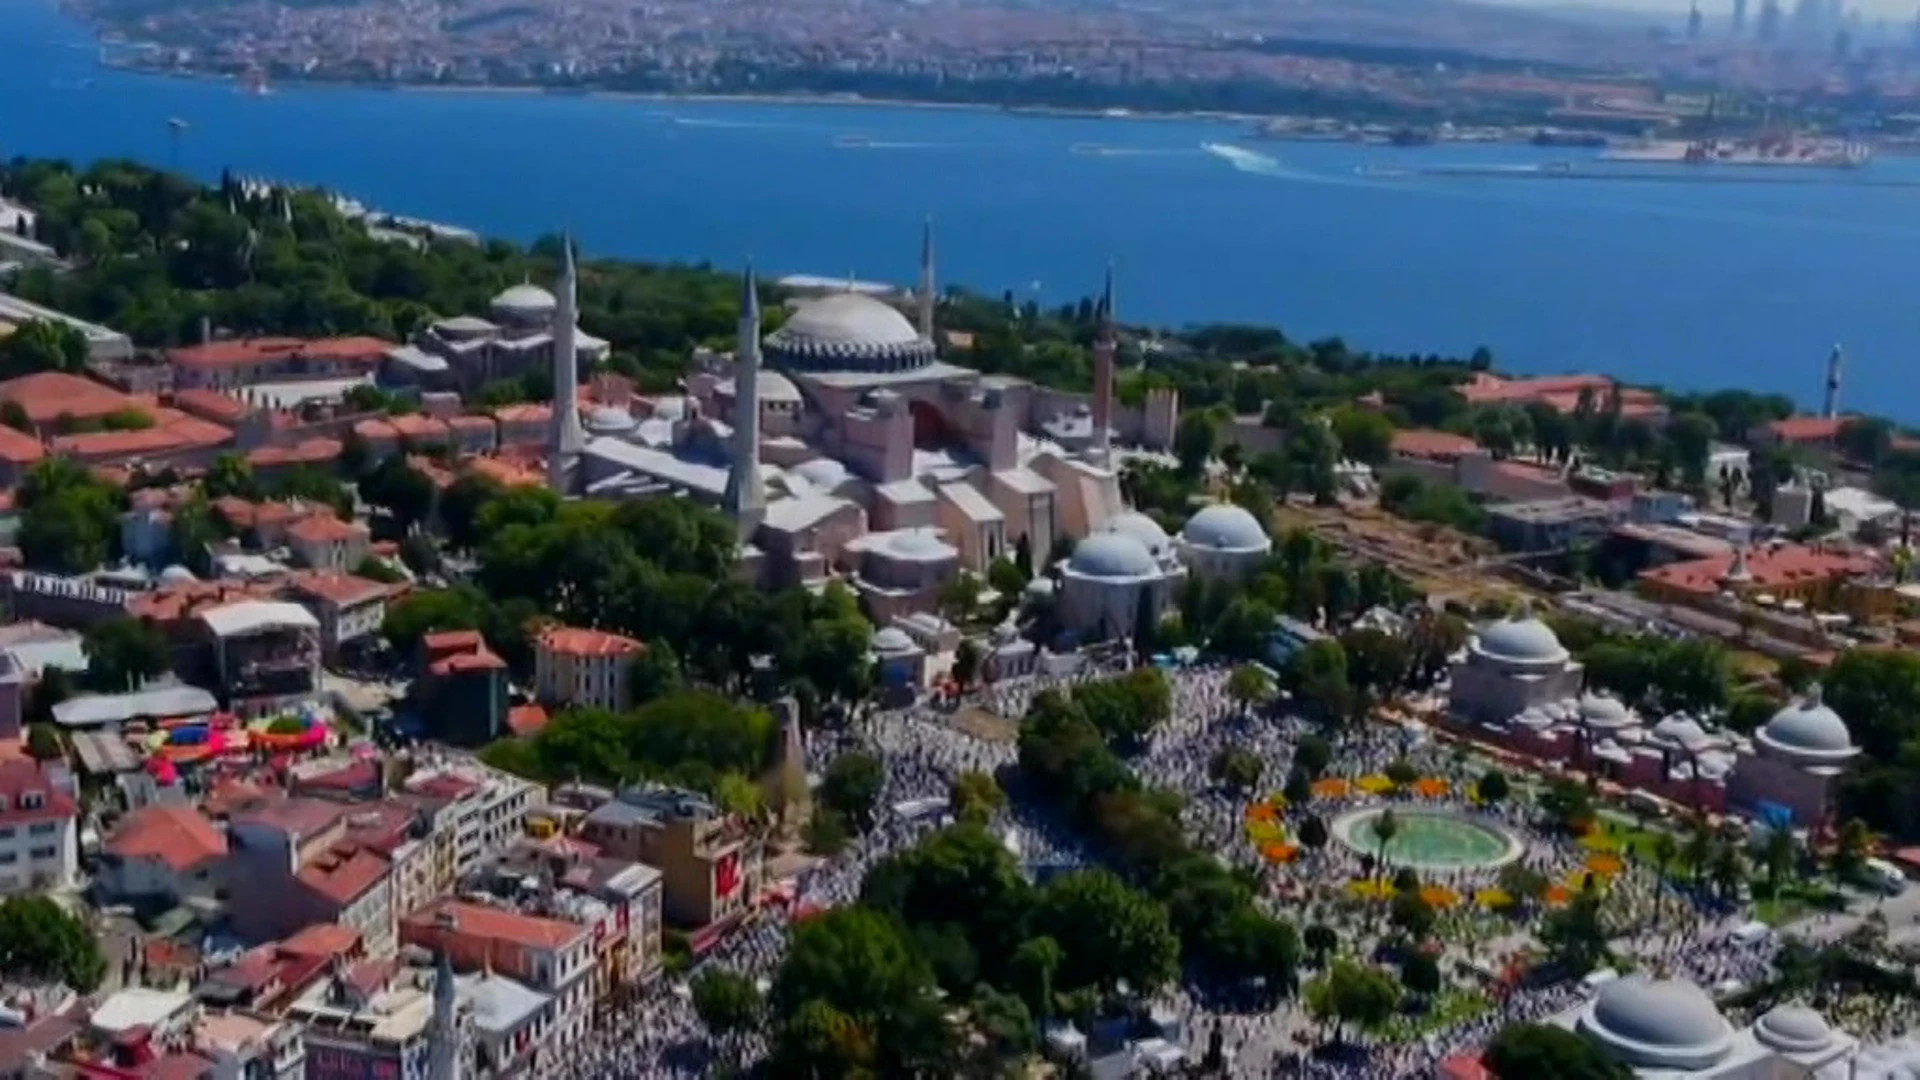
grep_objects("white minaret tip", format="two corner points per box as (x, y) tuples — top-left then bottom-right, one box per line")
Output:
(917, 216), (935, 340)
(546, 233), (587, 493)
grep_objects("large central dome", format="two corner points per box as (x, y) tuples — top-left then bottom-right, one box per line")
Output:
(1581, 976), (1733, 1070)
(766, 294), (937, 374)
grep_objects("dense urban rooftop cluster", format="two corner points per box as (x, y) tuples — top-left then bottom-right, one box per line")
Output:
(0, 153), (1917, 1078)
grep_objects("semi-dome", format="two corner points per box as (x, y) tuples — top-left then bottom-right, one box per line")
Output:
(1068, 532), (1158, 580)
(490, 282), (557, 319)
(1104, 512), (1173, 559)
(765, 293), (936, 373)
(1578, 693), (1632, 730)
(1475, 611), (1568, 665)
(1760, 686), (1854, 757)
(792, 458), (852, 490)
(1755, 1003), (1834, 1053)
(873, 627), (916, 654)
(719, 369), (801, 406)
(1582, 976), (1733, 1068)
(158, 564), (198, 585)
(1180, 504), (1271, 552)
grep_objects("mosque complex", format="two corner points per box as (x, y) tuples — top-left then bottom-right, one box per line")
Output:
(502, 226), (1274, 646)
(1445, 603), (1859, 828)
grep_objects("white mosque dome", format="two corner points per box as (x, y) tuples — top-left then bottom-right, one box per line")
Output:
(765, 293), (936, 372)
(1068, 532), (1159, 580)
(586, 406), (637, 435)
(1475, 612), (1568, 665)
(1105, 512), (1173, 559)
(792, 458), (852, 490)
(720, 369), (801, 406)
(1582, 976), (1733, 1069)
(1578, 693), (1632, 730)
(1761, 688), (1853, 756)
(158, 564), (198, 585)
(490, 282), (557, 318)
(1180, 504), (1270, 552)
(873, 627), (916, 654)
(882, 529), (954, 562)
(1755, 1003), (1835, 1053)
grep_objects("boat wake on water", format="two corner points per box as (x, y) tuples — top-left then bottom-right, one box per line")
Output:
(1070, 143), (1199, 157)
(830, 134), (946, 149)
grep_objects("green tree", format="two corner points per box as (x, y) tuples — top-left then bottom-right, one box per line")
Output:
(770, 907), (954, 1076)
(948, 771), (1005, 823)
(1477, 769), (1511, 803)
(819, 752), (885, 832)
(1008, 935), (1063, 1020)
(691, 968), (763, 1061)
(359, 456), (437, 532)
(1303, 959), (1401, 1045)
(23, 725), (61, 763)
(1208, 746), (1264, 792)
(1303, 923), (1338, 966)
(1539, 891), (1610, 976)
(1033, 868), (1179, 996)
(0, 896), (105, 991)
(82, 617), (170, 692)
(952, 639), (982, 689)
(0, 320), (87, 377)
(203, 452), (257, 501)
(1226, 663), (1275, 715)
(1297, 813), (1329, 851)
(1484, 1022), (1631, 1080)
(1174, 410), (1219, 478)
(1400, 952), (1442, 997)
(1328, 405), (1396, 465)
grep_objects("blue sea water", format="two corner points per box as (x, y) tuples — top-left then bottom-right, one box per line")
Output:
(3, 0), (1919, 415)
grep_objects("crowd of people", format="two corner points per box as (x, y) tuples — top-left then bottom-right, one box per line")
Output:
(545, 658), (1916, 1079)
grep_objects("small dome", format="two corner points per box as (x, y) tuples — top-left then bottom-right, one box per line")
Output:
(586, 406), (636, 434)
(873, 627), (916, 654)
(1104, 512), (1172, 558)
(1475, 613), (1568, 665)
(1755, 1003), (1833, 1053)
(1761, 687), (1853, 756)
(1583, 976), (1733, 1068)
(1579, 693), (1632, 730)
(1180, 504), (1270, 552)
(793, 458), (852, 491)
(1068, 533), (1158, 579)
(883, 530), (953, 561)
(158, 564), (197, 585)
(720, 369), (801, 406)
(778, 293), (921, 348)
(491, 282), (557, 317)
(1653, 715), (1711, 749)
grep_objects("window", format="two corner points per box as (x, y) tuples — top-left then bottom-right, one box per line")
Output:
(29, 847), (55, 860)
(27, 822), (54, 836)
(18, 793), (42, 810)
(0, 853), (17, 866)
(0, 828), (15, 841)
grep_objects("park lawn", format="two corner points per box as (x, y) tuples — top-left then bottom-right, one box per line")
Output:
(1753, 881), (1848, 927)
(1381, 989), (1493, 1043)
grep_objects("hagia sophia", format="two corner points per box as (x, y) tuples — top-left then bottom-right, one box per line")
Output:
(1445, 604), (1858, 827)
(505, 226), (1272, 643)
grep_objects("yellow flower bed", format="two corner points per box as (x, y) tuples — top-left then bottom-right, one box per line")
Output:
(1419, 885), (1461, 909)
(1246, 821), (1286, 845)
(1584, 854), (1625, 877)
(1355, 774), (1394, 795)
(1347, 879), (1395, 900)
(1473, 888), (1513, 910)
(1311, 778), (1351, 799)
(1411, 777), (1450, 798)
(1578, 832), (1620, 853)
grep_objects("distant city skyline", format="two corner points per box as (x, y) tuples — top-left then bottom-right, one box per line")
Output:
(1502, 0), (1910, 21)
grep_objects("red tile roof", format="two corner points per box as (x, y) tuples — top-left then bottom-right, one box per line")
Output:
(1638, 543), (1878, 596)
(277, 922), (361, 959)
(0, 426), (44, 466)
(0, 372), (140, 425)
(286, 514), (366, 545)
(105, 805), (226, 871)
(1766, 416), (1847, 443)
(423, 630), (485, 654)
(538, 626), (644, 659)
(0, 760), (75, 827)
(352, 418), (399, 442)
(405, 899), (588, 952)
(389, 415), (450, 441)
(170, 389), (251, 424)
(168, 338), (307, 370)
(1391, 429), (1481, 461)
(288, 572), (390, 607)
(233, 797), (347, 840)
(296, 844), (389, 905)
(247, 438), (341, 469)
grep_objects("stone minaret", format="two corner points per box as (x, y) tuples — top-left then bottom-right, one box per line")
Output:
(917, 217), (936, 341)
(1091, 264), (1116, 468)
(425, 949), (464, 1080)
(1823, 343), (1842, 419)
(721, 265), (766, 537)
(547, 237), (588, 494)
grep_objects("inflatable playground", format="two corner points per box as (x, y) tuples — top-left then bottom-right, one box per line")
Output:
(142, 704), (330, 767)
